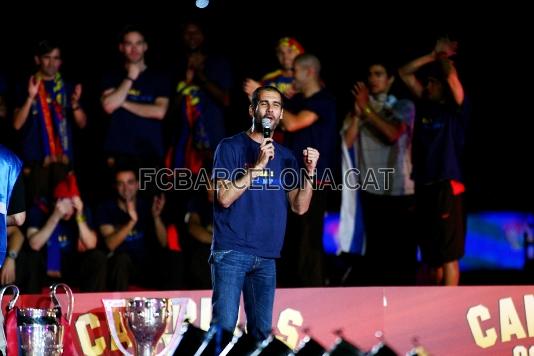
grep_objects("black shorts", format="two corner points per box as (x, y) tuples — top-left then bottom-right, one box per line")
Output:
(416, 180), (466, 267)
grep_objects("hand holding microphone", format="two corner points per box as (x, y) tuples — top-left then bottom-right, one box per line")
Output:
(260, 118), (274, 162)
(262, 118), (271, 139)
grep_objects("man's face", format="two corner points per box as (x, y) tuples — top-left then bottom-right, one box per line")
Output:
(292, 62), (308, 91)
(183, 23), (204, 51)
(116, 171), (138, 202)
(35, 48), (62, 78)
(58, 198), (75, 221)
(368, 64), (392, 95)
(120, 31), (147, 64)
(276, 44), (300, 72)
(250, 89), (284, 131)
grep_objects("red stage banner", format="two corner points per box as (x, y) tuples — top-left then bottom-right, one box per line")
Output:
(5, 286), (534, 355)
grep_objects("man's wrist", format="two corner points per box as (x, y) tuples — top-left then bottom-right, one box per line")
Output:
(125, 76), (136, 82)
(7, 250), (18, 260)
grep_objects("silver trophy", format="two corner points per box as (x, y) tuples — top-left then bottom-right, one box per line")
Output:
(0, 283), (74, 356)
(0, 284), (21, 355)
(103, 297), (188, 356)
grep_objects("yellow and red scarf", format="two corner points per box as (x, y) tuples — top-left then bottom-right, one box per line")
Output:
(34, 73), (71, 163)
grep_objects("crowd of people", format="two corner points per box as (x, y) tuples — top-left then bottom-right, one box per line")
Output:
(0, 18), (469, 301)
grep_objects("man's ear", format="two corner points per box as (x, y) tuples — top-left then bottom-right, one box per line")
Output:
(34, 56), (40, 66)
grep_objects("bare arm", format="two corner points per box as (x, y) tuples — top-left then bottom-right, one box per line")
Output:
(101, 79), (134, 114)
(6, 212), (25, 226)
(71, 84), (87, 128)
(1, 226), (25, 285)
(187, 212), (213, 244)
(217, 139), (274, 208)
(287, 147), (319, 215)
(76, 218), (98, 250)
(13, 76), (40, 130)
(353, 82), (406, 143)
(281, 110), (319, 132)
(121, 97), (169, 120)
(100, 200), (138, 251)
(362, 107), (407, 144)
(399, 37), (459, 100)
(342, 88), (363, 148)
(342, 113), (360, 148)
(442, 58), (465, 105)
(398, 52), (434, 99)
(99, 221), (136, 252)
(152, 194), (167, 247)
(27, 208), (63, 251)
(216, 170), (262, 209)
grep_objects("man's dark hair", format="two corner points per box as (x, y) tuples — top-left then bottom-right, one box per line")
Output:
(421, 59), (456, 104)
(251, 86), (285, 108)
(367, 59), (396, 78)
(118, 25), (147, 43)
(34, 40), (61, 57)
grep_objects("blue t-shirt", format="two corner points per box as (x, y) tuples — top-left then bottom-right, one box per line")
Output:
(212, 132), (299, 258)
(412, 98), (470, 185)
(102, 67), (171, 160)
(96, 197), (151, 262)
(284, 88), (337, 179)
(15, 78), (76, 163)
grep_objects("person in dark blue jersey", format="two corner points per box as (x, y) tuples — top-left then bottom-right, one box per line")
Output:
(210, 86), (319, 341)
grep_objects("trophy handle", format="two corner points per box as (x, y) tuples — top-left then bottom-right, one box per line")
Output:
(0, 284), (19, 355)
(0, 284), (20, 315)
(102, 299), (133, 356)
(50, 283), (74, 324)
(155, 298), (188, 356)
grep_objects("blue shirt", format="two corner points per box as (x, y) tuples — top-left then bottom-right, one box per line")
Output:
(96, 197), (151, 262)
(15, 79), (75, 163)
(102, 68), (171, 160)
(212, 132), (299, 258)
(412, 98), (470, 184)
(284, 88), (337, 178)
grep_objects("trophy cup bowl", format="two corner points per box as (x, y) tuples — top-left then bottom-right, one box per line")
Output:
(17, 308), (64, 356)
(124, 298), (172, 356)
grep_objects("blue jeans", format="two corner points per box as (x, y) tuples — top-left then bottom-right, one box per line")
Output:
(210, 249), (276, 341)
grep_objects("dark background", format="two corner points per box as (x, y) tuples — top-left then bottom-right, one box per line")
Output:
(0, 1), (529, 212)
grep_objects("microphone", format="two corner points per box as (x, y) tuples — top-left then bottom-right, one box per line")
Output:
(261, 118), (271, 139)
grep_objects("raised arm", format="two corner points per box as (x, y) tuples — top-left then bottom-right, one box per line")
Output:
(13, 76), (40, 130)
(399, 37), (459, 100)
(287, 147), (319, 215)
(100, 200), (137, 251)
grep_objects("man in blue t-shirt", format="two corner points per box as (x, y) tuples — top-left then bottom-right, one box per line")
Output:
(12, 40), (88, 201)
(97, 167), (169, 291)
(210, 86), (318, 341)
(399, 38), (469, 286)
(101, 26), (170, 168)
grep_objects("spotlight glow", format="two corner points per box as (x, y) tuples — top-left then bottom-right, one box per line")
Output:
(195, 0), (209, 8)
